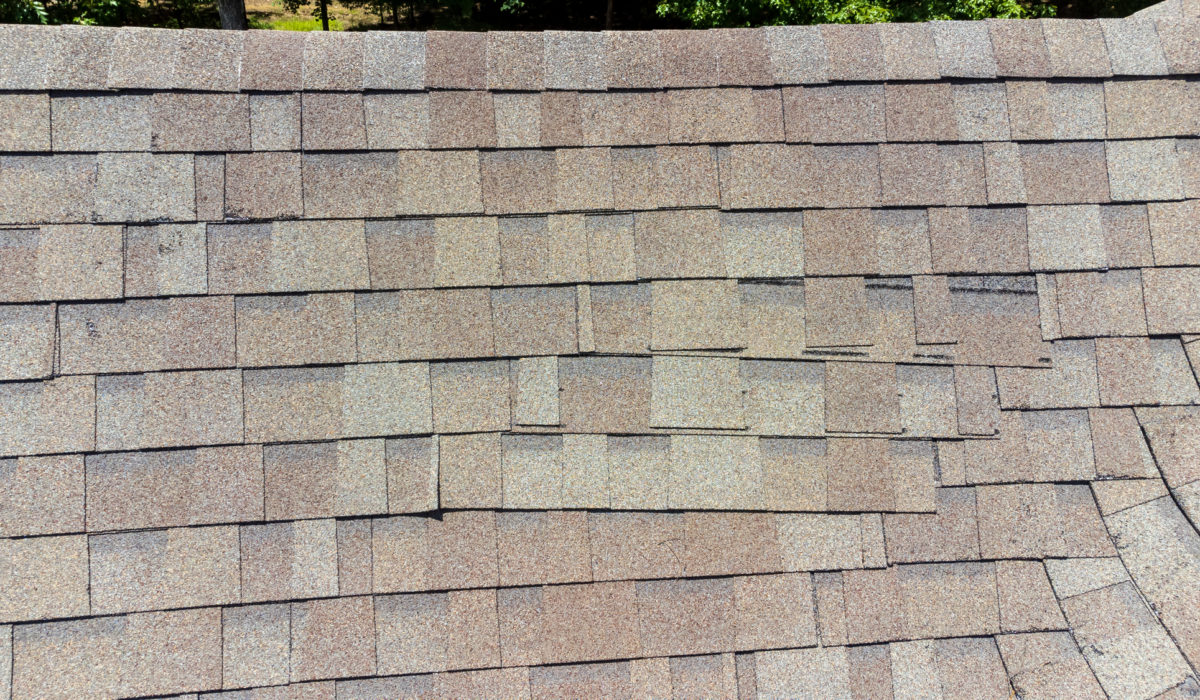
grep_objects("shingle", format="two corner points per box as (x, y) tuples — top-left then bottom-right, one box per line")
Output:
(429, 91), (496, 149)
(43, 24), (112, 90)
(952, 83), (1010, 141)
(0, 455), (82, 538)
(85, 445), (262, 532)
(363, 31), (424, 89)
(955, 365), (1001, 436)
(650, 356), (745, 430)
(223, 604), (291, 689)
(355, 289), (494, 362)
(984, 142), (1027, 204)
(430, 360), (511, 433)
(1044, 556), (1130, 599)
(1100, 18), (1169, 75)
(758, 438), (827, 509)
(95, 370), (241, 452)
(194, 154), (224, 223)
(497, 511), (589, 586)
(995, 339), (1099, 409)
(0, 534), (89, 622)
(0, 304), (53, 381)
(485, 31), (542, 90)
(879, 144), (985, 206)
(0, 94), (48, 151)
(1102, 204), (1155, 267)
(670, 654), (738, 698)
(247, 93), (300, 151)
(721, 211), (804, 278)
(755, 647), (851, 698)
(586, 283), (650, 354)
(932, 20), (998, 78)
(934, 638), (1012, 698)
(1096, 336), (1200, 406)
(1091, 478), (1169, 515)
(208, 220), (370, 293)
(996, 632), (1106, 699)
(885, 83), (957, 142)
(0, 155), (96, 225)
(498, 215), (587, 285)
(1027, 204), (1106, 271)
(438, 432), (502, 508)
(303, 31), (362, 90)
(1020, 142), (1110, 204)
(300, 92), (366, 151)
(650, 279), (743, 351)
(605, 30), (663, 88)
(90, 525), (240, 614)
(291, 596), (376, 681)
(93, 152), (193, 223)
(556, 147), (615, 210)
(59, 296), (234, 375)
(384, 437), (438, 514)
(545, 30), (606, 90)
(559, 356), (652, 433)
(804, 276), (874, 347)
(107, 27), (179, 88)
(670, 435), (762, 509)
(241, 30), (304, 90)
(897, 562), (1001, 638)
(822, 24), (885, 81)
(539, 91), (583, 146)
(360, 93), (426, 149)
(1143, 267), (1200, 333)
(479, 150), (554, 215)
(174, 29), (242, 90)
(668, 87), (779, 144)
(657, 29), (718, 88)
(1055, 270), (1147, 337)
(742, 362), (824, 438)
(305, 153), (398, 218)
(585, 214), (636, 282)
(1148, 200), (1200, 265)
(682, 512), (781, 576)
(242, 519), (338, 602)
(885, 487), (980, 563)
(1007, 81), (1106, 141)
(371, 516), (430, 593)
(493, 93), (540, 149)
(997, 560), (1066, 632)
(514, 356), (560, 427)
(1157, 19), (1200, 74)
(243, 363), (432, 443)
(222, 153), (301, 220)
(783, 84), (885, 143)
(50, 94), (148, 152)
(636, 577), (735, 656)
(0, 376), (95, 458)
(1089, 407), (1157, 479)
(735, 573), (816, 649)
(977, 483), (1114, 558)
(426, 31), (485, 89)
(396, 150), (483, 215)
(492, 286), (578, 356)
(825, 362), (901, 434)
(1106, 138), (1184, 201)
(120, 225), (196, 298)
(1105, 79), (1198, 139)
(1042, 19), (1112, 77)
(989, 18), (1051, 77)
(633, 208), (723, 279)
(505, 581), (638, 665)
(764, 25), (829, 84)
(236, 293), (355, 367)
(11, 608), (220, 699)
(897, 364), (957, 437)
(714, 27), (773, 86)
(879, 22), (939, 80)
(264, 440), (385, 520)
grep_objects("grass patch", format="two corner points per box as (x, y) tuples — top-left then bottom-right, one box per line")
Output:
(249, 15), (343, 29)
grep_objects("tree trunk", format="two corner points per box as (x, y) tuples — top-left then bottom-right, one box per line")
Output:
(216, 0), (247, 29)
(319, 0), (329, 29)
(391, 0), (399, 25)
(605, 0), (613, 28)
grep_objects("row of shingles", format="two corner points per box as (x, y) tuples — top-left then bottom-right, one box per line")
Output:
(2, 18), (1197, 94)
(3, 134), (1198, 227)
(1038, 267), (1200, 339)
(3, 77), (1198, 155)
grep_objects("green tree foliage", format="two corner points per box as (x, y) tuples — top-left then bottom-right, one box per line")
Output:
(1, 0), (215, 26)
(655, 0), (1054, 26)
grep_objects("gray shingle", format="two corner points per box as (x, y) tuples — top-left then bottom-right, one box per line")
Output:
(879, 22), (940, 80)
(988, 18), (1051, 77)
(764, 25), (828, 84)
(932, 20), (998, 78)
(106, 27), (178, 88)
(303, 30), (363, 90)
(0, 94), (49, 151)
(241, 29), (304, 90)
(94, 153), (194, 223)
(175, 28), (242, 91)
(1106, 138), (1185, 201)
(44, 24), (111, 90)
(1100, 18), (1169, 75)
(364, 31), (425, 89)
(545, 31), (606, 90)
(822, 24), (885, 81)
(1042, 19), (1112, 77)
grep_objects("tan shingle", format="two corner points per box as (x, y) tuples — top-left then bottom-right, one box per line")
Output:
(540, 91), (583, 146)
(356, 289), (494, 362)
(363, 92), (428, 149)
(93, 152), (193, 223)
(291, 596), (376, 681)
(376, 589), (499, 674)
(885, 487), (980, 563)
(85, 445), (263, 532)
(496, 511), (591, 586)
(952, 82), (1011, 141)
(0, 155), (96, 225)
(1090, 407), (1158, 479)
(189, 156), (225, 218)
(428, 91), (495, 149)
(997, 632), (1106, 699)
(241, 29), (303, 90)
(977, 484), (1114, 558)
(669, 435), (762, 509)
(235, 293), (355, 368)
(782, 84), (884, 143)
(242, 519), (338, 602)
(759, 438), (827, 510)
(588, 512), (682, 580)
(954, 365), (1001, 436)
(555, 147), (615, 211)
(825, 362), (900, 434)
(637, 577), (735, 656)
(438, 432), (503, 509)
(995, 339), (1099, 409)
(1096, 336), (1200, 406)
(681, 512), (780, 576)
(649, 279), (743, 351)
(1108, 138), (1185, 201)
(492, 286), (578, 356)
(997, 560), (1067, 632)
(822, 23), (884, 81)
(250, 93), (301, 150)
(222, 603), (291, 689)
(879, 143), (986, 206)
(582, 91), (668, 145)
(502, 434), (564, 510)
(396, 150), (483, 215)
(650, 356), (744, 430)
(11, 608), (221, 699)
(721, 211), (805, 278)
(264, 440), (385, 520)
(804, 277), (873, 347)
(208, 220), (370, 294)
(486, 31), (542, 90)
(885, 83), (957, 141)
(1, 375), (92, 457)
(243, 363), (431, 443)
(50, 94), (149, 151)
(764, 25), (829, 84)
(224, 152), (302, 219)
(989, 18), (1051, 77)
(124, 224), (206, 297)
(1144, 267), (1200, 333)
(843, 567), (906, 644)
(96, 369), (242, 451)
(90, 525), (239, 614)
(897, 562), (1001, 638)
(755, 647), (851, 698)
(150, 92), (248, 152)
(0, 455), (82, 538)
(514, 356), (559, 427)
(59, 296), (234, 375)
(385, 436), (438, 513)
(1042, 19), (1112, 77)
(480, 150), (555, 215)
(742, 361), (824, 437)
(303, 153), (398, 219)
(0, 304), (53, 381)
(1148, 199), (1200, 265)
(430, 360), (510, 433)
(1007, 81), (1106, 141)
(1020, 142), (1111, 204)
(775, 513), (859, 570)
(932, 20), (997, 78)
(879, 22), (939, 80)
(499, 215), (588, 286)
(632, 208), (723, 279)
(0, 534), (89, 622)
(1105, 79), (1199, 139)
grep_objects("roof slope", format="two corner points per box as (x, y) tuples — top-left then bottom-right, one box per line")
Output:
(1, 15), (1200, 699)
